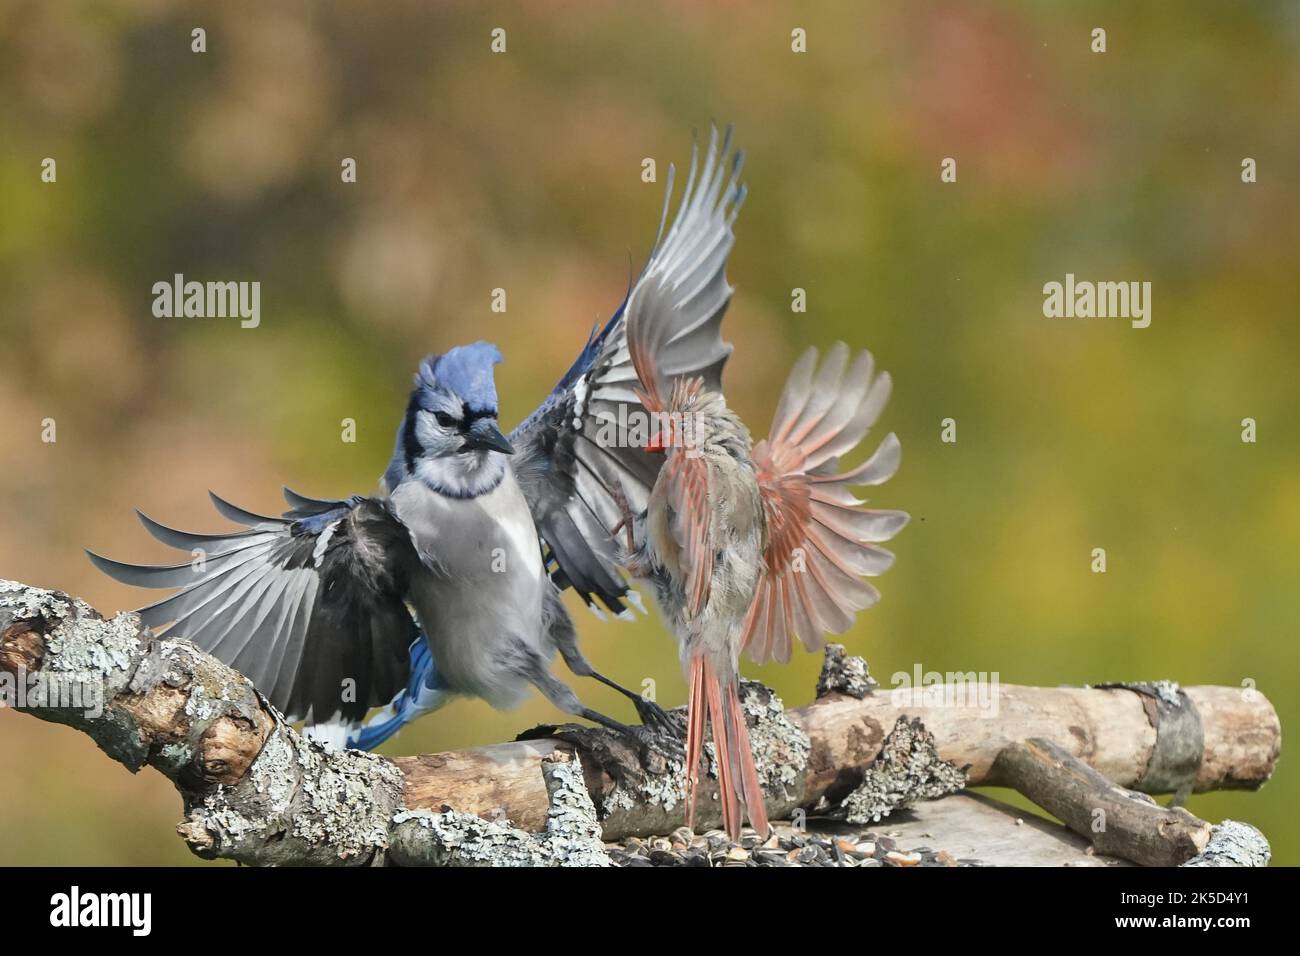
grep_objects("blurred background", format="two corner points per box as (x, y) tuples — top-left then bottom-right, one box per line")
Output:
(1, 0), (1296, 865)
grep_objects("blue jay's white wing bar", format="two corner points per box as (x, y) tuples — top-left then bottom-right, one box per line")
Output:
(511, 125), (745, 615)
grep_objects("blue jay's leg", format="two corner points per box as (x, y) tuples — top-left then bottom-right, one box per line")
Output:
(348, 632), (450, 751)
(501, 633), (670, 751)
(542, 588), (677, 736)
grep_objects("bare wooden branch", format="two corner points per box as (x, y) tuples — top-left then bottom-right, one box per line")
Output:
(0, 581), (1282, 866)
(992, 738), (1213, 866)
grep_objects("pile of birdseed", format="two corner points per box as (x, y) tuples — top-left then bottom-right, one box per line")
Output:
(607, 825), (986, 867)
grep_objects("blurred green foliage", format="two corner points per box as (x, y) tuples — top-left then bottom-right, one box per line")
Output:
(1, 1), (1296, 865)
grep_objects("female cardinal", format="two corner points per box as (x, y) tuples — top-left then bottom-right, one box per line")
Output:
(620, 336), (908, 840)
(599, 127), (907, 838)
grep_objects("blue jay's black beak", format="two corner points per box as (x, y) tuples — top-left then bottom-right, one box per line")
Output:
(462, 417), (515, 455)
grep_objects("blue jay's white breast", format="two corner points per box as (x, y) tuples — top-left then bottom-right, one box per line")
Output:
(389, 470), (547, 709)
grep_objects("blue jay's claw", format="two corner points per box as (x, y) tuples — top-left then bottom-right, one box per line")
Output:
(632, 694), (678, 738)
(585, 669), (679, 741)
(624, 699), (686, 761)
(573, 706), (682, 762)
(627, 721), (685, 762)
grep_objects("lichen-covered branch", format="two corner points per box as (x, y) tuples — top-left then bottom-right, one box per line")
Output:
(836, 716), (967, 824)
(1183, 820), (1271, 867)
(388, 752), (610, 866)
(0, 581), (1282, 866)
(816, 642), (877, 699)
(394, 657), (1280, 840)
(1, 580), (407, 865)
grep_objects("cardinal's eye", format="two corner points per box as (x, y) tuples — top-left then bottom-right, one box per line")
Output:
(434, 412), (459, 428)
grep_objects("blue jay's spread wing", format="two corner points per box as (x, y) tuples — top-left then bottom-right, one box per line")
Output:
(88, 489), (420, 727)
(511, 125), (746, 615)
(740, 345), (909, 665)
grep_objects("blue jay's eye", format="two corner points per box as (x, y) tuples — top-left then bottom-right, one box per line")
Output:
(434, 412), (459, 428)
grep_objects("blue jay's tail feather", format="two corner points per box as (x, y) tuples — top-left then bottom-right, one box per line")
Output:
(348, 632), (449, 751)
(349, 706), (411, 752)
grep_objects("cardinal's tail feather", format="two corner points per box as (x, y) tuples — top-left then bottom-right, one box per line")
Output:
(725, 679), (770, 838)
(684, 656), (709, 832)
(704, 663), (743, 837)
(685, 655), (771, 841)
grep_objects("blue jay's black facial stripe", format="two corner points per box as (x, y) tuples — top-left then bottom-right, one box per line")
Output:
(402, 388), (502, 468)
(402, 391), (423, 472)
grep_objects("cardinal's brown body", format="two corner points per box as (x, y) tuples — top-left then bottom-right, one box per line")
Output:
(624, 348), (907, 839)
(631, 382), (770, 836)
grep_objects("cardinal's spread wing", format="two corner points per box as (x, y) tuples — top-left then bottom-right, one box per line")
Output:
(510, 125), (745, 615)
(88, 488), (420, 726)
(740, 344), (909, 664)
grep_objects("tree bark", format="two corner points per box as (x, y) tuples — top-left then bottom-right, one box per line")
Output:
(0, 578), (1281, 865)
(992, 738), (1213, 866)
(392, 677), (1279, 837)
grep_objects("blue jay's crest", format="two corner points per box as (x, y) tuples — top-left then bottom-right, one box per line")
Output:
(420, 341), (503, 413)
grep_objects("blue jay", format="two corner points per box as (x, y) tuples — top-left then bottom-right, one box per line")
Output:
(90, 126), (746, 751)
